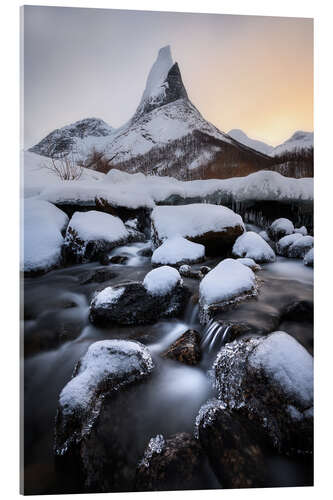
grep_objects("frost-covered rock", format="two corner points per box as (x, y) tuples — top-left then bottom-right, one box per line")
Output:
(276, 233), (302, 257)
(236, 257), (261, 272)
(294, 226), (308, 236)
(304, 247), (314, 267)
(212, 332), (313, 455)
(268, 218), (294, 241)
(64, 210), (129, 263)
(199, 259), (258, 324)
(152, 235), (205, 266)
(232, 231), (276, 263)
(151, 204), (244, 254)
(136, 432), (205, 491)
(55, 340), (154, 456)
(23, 199), (69, 275)
(195, 399), (266, 488)
(161, 329), (201, 365)
(90, 268), (189, 326)
(288, 236), (314, 259)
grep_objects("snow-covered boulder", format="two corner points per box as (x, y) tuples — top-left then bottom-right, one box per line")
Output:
(259, 230), (270, 242)
(151, 204), (245, 254)
(136, 432), (205, 491)
(212, 332), (313, 455)
(55, 340), (154, 456)
(268, 218), (294, 241)
(276, 233), (302, 257)
(236, 257), (261, 272)
(294, 226), (308, 236)
(23, 199), (69, 275)
(288, 235), (314, 259)
(199, 259), (258, 324)
(89, 267), (189, 326)
(152, 235), (205, 266)
(63, 210), (129, 263)
(304, 247), (314, 267)
(195, 399), (266, 488)
(232, 231), (276, 263)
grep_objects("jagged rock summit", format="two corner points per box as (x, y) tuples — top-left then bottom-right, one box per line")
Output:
(30, 46), (272, 179)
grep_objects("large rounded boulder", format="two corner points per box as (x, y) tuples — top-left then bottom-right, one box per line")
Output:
(232, 231), (276, 263)
(152, 235), (205, 267)
(288, 235), (314, 259)
(212, 331), (313, 455)
(268, 218), (294, 241)
(89, 266), (190, 326)
(151, 204), (245, 255)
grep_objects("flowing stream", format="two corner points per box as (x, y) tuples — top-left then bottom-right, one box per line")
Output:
(23, 239), (313, 494)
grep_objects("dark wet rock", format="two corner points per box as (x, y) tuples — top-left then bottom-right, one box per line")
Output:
(161, 329), (201, 365)
(127, 228), (146, 243)
(79, 268), (117, 285)
(280, 300), (313, 323)
(89, 280), (190, 327)
(135, 432), (206, 491)
(109, 255), (128, 265)
(195, 400), (267, 488)
(212, 332), (313, 456)
(199, 265), (211, 276)
(54, 340), (154, 492)
(99, 253), (110, 265)
(179, 264), (203, 280)
(268, 218), (294, 242)
(137, 245), (153, 257)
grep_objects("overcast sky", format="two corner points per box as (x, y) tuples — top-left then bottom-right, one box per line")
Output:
(23, 6), (313, 148)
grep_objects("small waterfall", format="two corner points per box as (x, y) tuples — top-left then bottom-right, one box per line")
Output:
(184, 302), (199, 327)
(201, 320), (233, 354)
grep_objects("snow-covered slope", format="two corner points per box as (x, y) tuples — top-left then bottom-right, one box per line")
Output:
(29, 46), (271, 180)
(228, 129), (274, 155)
(271, 131), (313, 157)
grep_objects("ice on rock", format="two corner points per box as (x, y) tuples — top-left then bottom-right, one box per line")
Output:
(139, 434), (166, 468)
(294, 226), (308, 236)
(232, 231), (276, 263)
(276, 233), (302, 256)
(248, 332), (313, 408)
(22, 199), (69, 273)
(268, 218), (294, 241)
(152, 235), (205, 266)
(143, 266), (182, 296)
(288, 235), (314, 259)
(303, 247), (314, 267)
(151, 204), (244, 242)
(92, 286), (125, 308)
(194, 399), (227, 439)
(59, 340), (154, 416)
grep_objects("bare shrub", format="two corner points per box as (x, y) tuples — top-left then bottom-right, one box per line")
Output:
(42, 153), (83, 181)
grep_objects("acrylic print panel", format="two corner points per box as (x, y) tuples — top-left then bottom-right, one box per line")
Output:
(21, 5), (314, 495)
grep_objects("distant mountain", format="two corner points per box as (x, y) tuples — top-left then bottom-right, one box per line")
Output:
(228, 129), (274, 156)
(271, 131), (313, 157)
(29, 46), (271, 180)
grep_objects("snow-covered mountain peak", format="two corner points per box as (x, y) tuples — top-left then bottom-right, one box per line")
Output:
(271, 130), (313, 157)
(131, 45), (188, 122)
(227, 129), (273, 155)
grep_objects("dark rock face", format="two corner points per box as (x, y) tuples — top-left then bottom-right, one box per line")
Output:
(109, 255), (128, 265)
(281, 300), (313, 323)
(89, 281), (190, 327)
(54, 340), (154, 492)
(196, 400), (267, 489)
(179, 264), (203, 280)
(79, 268), (117, 285)
(161, 329), (201, 365)
(212, 333), (313, 456)
(200, 265), (211, 275)
(135, 433), (205, 491)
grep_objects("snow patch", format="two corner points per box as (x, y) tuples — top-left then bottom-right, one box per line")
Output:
(152, 235), (205, 265)
(143, 266), (182, 296)
(232, 231), (276, 263)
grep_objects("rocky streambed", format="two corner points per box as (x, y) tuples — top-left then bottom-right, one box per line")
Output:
(23, 227), (313, 494)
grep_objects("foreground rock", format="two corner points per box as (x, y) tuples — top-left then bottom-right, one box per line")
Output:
(161, 329), (201, 365)
(136, 433), (206, 491)
(232, 231), (276, 263)
(23, 199), (69, 275)
(212, 332), (313, 455)
(288, 235), (314, 259)
(195, 399), (267, 488)
(89, 266), (189, 326)
(199, 259), (259, 324)
(151, 204), (245, 255)
(55, 340), (154, 491)
(268, 218), (294, 241)
(63, 210), (129, 263)
(152, 235), (205, 266)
